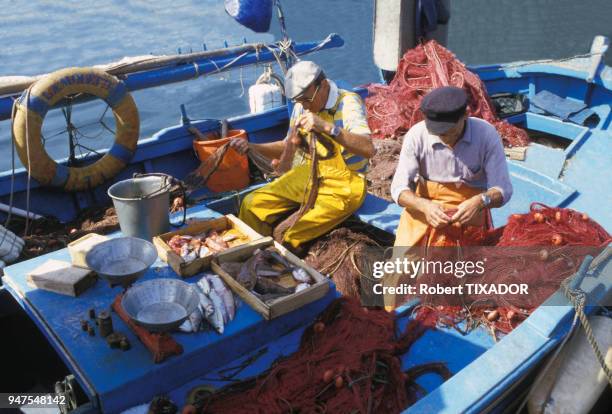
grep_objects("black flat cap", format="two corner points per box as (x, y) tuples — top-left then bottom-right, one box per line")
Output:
(420, 86), (468, 134)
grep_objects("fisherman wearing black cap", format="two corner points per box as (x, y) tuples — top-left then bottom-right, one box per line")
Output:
(390, 86), (513, 247)
(230, 61), (376, 250)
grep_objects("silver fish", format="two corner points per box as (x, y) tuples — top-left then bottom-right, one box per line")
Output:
(198, 291), (215, 319)
(178, 319), (193, 333)
(295, 282), (310, 293)
(292, 268), (312, 283)
(197, 276), (212, 295)
(182, 249), (198, 263)
(199, 246), (211, 258)
(206, 288), (226, 334)
(187, 306), (203, 332)
(207, 274), (235, 322)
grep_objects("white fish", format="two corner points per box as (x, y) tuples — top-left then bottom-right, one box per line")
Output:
(295, 282), (310, 293)
(178, 319), (193, 333)
(197, 276), (212, 295)
(292, 268), (312, 283)
(198, 291), (215, 319)
(206, 274), (235, 322)
(206, 288), (226, 334)
(222, 233), (238, 242)
(187, 306), (203, 332)
(199, 246), (211, 258)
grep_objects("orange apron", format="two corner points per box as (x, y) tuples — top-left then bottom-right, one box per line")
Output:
(385, 180), (492, 310)
(394, 180), (491, 247)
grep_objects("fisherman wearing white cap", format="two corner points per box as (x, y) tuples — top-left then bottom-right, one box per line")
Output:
(230, 60), (376, 250)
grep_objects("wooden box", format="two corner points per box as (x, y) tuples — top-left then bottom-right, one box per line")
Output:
(27, 259), (97, 297)
(67, 233), (109, 268)
(212, 237), (330, 320)
(153, 214), (263, 277)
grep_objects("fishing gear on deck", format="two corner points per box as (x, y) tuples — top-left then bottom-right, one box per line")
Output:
(197, 297), (447, 414)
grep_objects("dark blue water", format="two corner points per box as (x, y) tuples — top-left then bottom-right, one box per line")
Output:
(1, 0), (611, 171)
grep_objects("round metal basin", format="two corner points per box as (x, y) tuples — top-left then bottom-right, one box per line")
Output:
(85, 237), (158, 287)
(121, 279), (199, 332)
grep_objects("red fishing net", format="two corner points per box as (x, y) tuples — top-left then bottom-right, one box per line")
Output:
(415, 203), (611, 338)
(200, 298), (447, 414)
(365, 40), (530, 147)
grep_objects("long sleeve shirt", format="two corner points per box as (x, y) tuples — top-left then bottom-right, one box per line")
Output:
(390, 117), (513, 205)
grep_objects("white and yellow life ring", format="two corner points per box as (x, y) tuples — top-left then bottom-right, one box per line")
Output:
(12, 67), (139, 191)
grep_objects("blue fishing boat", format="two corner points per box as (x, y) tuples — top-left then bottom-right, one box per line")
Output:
(0, 1), (610, 413)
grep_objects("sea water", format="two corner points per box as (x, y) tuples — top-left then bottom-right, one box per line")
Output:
(1, 0), (610, 171)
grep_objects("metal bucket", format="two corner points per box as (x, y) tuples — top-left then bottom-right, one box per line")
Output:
(108, 175), (171, 240)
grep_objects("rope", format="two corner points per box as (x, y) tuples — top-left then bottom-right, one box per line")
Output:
(0, 98), (20, 250)
(23, 87), (33, 237)
(562, 283), (612, 386)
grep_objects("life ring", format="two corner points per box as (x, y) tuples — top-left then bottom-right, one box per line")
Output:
(12, 67), (139, 191)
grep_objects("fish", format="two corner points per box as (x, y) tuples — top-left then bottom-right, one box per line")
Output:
(178, 319), (193, 333)
(188, 306), (204, 332)
(256, 267), (284, 277)
(254, 277), (294, 295)
(206, 274), (235, 322)
(197, 275), (212, 295)
(295, 282), (310, 293)
(267, 248), (293, 269)
(220, 261), (243, 278)
(206, 288), (226, 334)
(292, 268), (312, 283)
(236, 255), (258, 290)
(205, 237), (227, 253)
(222, 233), (238, 242)
(199, 245), (211, 258)
(197, 289), (215, 319)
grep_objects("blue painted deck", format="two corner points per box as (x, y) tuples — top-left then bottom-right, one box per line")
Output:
(0, 45), (610, 413)
(1, 204), (335, 413)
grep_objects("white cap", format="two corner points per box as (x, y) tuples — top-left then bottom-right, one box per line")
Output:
(284, 61), (323, 99)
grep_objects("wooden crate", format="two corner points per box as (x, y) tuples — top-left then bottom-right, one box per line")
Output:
(212, 237), (330, 320)
(153, 214), (263, 277)
(67, 233), (109, 268)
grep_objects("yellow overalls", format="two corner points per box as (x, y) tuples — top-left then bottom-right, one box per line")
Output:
(239, 94), (367, 249)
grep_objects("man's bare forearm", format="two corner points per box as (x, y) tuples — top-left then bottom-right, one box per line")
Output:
(249, 141), (285, 160)
(331, 129), (376, 158)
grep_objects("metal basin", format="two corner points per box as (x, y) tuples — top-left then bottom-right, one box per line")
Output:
(121, 279), (200, 332)
(85, 237), (158, 287)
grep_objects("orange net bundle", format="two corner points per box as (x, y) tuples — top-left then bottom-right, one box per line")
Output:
(200, 298), (446, 414)
(365, 40), (529, 147)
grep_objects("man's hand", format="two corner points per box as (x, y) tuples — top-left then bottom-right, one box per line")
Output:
(422, 201), (451, 229)
(228, 138), (249, 155)
(296, 111), (330, 135)
(451, 196), (483, 225)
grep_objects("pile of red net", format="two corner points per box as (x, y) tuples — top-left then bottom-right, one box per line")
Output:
(365, 40), (530, 147)
(416, 203), (611, 338)
(201, 298), (447, 414)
